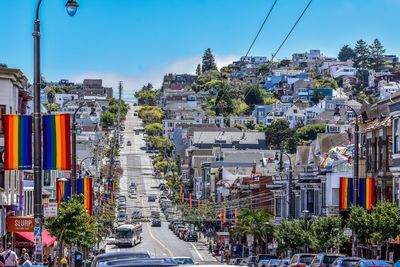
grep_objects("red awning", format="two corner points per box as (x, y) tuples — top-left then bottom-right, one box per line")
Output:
(15, 230), (56, 247)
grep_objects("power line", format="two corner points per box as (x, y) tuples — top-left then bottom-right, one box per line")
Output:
(244, 0), (278, 58)
(271, 0), (313, 61)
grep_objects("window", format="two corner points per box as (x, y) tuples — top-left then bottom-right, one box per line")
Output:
(361, 134), (366, 158)
(394, 118), (400, 154)
(378, 137), (383, 170)
(375, 137), (379, 171)
(275, 197), (282, 217)
(306, 190), (315, 213)
(0, 105), (5, 134)
(367, 139), (372, 171)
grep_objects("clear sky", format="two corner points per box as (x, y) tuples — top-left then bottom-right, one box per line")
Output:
(1, 0), (400, 96)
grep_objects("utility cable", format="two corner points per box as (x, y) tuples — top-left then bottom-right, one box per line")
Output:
(244, 0), (278, 58)
(271, 0), (313, 61)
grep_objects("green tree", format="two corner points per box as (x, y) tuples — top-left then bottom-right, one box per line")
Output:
(258, 64), (271, 76)
(45, 195), (96, 259)
(233, 123), (245, 131)
(264, 120), (295, 149)
(101, 111), (116, 127)
(295, 124), (325, 144)
(245, 120), (256, 130)
(196, 64), (202, 76)
(255, 124), (268, 132)
(238, 209), (274, 254)
(353, 39), (370, 69)
(233, 99), (249, 115)
(369, 38), (386, 71)
(202, 48), (217, 73)
(134, 90), (157, 106)
(44, 102), (61, 112)
(138, 106), (164, 124)
(278, 59), (291, 67)
(347, 206), (374, 257)
(243, 84), (264, 107)
(276, 219), (310, 254)
(309, 216), (348, 252)
(310, 91), (326, 105)
(149, 136), (173, 153)
(154, 160), (168, 174)
(144, 122), (163, 136)
(315, 78), (338, 89)
(338, 45), (355, 61)
(371, 201), (400, 260)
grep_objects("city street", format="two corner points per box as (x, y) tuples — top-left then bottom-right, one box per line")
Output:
(105, 105), (217, 263)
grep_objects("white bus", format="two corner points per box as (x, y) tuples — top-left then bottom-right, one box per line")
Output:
(115, 223), (142, 247)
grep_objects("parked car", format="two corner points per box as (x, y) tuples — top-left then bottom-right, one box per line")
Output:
(355, 260), (392, 267)
(151, 219), (161, 227)
(257, 255), (278, 265)
(258, 260), (270, 267)
(127, 141), (132, 146)
(331, 257), (362, 267)
(106, 233), (116, 245)
(148, 194), (157, 202)
(267, 260), (283, 267)
(172, 257), (196, 265)
(310, 254), (346, 267)
(184, 231), (198, 242)
(289, 254), (316, 267)
(278, 260), (290, 267)
(91, 252), (151, 267)
(247, 256), (257, 267)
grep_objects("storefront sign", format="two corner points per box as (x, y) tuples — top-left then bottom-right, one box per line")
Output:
(6, 216), (34, 232)
(44, 203), (58, 217)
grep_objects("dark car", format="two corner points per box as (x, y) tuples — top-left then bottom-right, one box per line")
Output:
(310, 254), (346, 267)
(91, 252), (151, 267)
(289, 254), (316, 267)
(148, 194), (157, 202)
(184, 231), (198, 242)
(152, 219), (161, 227)
(355, 260), (392, 267)
(331, 257), (362, 267)
(127, 141), (132, 146)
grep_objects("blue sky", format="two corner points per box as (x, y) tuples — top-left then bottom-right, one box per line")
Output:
(1, 0), (400, 96)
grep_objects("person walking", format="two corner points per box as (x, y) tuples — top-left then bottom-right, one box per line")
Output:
(21, 254), (31, 267)
(1, 243), (18, 267)
(208, 241), (213, 254)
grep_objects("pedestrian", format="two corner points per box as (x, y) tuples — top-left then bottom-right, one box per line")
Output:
(225, 246), (231, 263)
(19, 249), (26, 266)
(208, 241), (213, 254)
(1, 243), (18, 267)
(21, 254), (31, 267)
(220, 248), (224, 263)
(60, 257), (68, 267)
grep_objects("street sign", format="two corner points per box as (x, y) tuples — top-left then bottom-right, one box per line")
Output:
(344, 228), (352, 237)
(44, 203), (58, 217)
(6, 216), (34, 232)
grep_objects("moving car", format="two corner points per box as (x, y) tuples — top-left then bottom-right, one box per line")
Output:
(289, 254), (316, 267)
(310, 254), (346, 267)
(127, 140), (132, 146)
(90, 252), (151, 267)
(184, 231), (198, 242)
(151, 218), (161, 227)
(106, 234), (116, 245)
(354, 260), (392, 267)
(100, 258), (177, 267)
(331, 257), (362, 267)
(148, 194), (157, 202)
(172, 257), (196, 265)
(132, 209), (143, 220)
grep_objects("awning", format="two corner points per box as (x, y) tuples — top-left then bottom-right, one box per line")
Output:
(15, 229), (56, 247)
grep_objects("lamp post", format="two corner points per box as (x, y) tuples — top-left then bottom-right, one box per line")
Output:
(33, 0), (78, 264)
(72, 103), (96, 194)
(79, 156), (95, 176)
(302, 209), (310, 253)
(274, 149), (294, 219)
(334, 104), (359, 257)
(264, 222), (270, 254)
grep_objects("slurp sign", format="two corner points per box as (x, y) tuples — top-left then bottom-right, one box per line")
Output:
(6, 216), (34, 232)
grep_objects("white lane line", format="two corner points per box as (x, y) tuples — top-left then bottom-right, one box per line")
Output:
(190, 242), (204, 261)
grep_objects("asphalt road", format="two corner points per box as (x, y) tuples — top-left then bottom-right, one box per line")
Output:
(105, 105), (216, 263)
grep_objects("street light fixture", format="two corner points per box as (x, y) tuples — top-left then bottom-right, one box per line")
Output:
(33, 0), (78, 264)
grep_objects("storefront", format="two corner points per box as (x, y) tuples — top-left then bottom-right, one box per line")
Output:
(15, 230), (56, 256)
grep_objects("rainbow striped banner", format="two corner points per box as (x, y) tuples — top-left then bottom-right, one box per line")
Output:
(77, 177), (93, 216)
(4, 115), (32, 170)
(359, 177), (374, 210)
(339, 177), (353, 211)
(42, 114), (71, 170)
(56, 179), (71, 206)
(235, 208), (239, 224)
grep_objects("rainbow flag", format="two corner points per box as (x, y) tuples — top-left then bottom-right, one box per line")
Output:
(42, 114), (71, 170)
(320, 155), (334, 171)
(339, 177), (353, 210)
(77, 177), (93, 216)
(56, 179), (71, 206)
(4, 115), (32, 170)
(220, 209), (226, 223)
(359, 177), (374, 210)
(235, 208), (239, 225)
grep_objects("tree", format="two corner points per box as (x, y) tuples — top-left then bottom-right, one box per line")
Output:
(138, 106), (164, 124)
(264, 120), (295, 149)
(233, 99), (249, 115)
(233, 123), (245, 131)
(238, 209), (274, 254)
(202, 48), (217, 73)
(338, 45), (355, 61)
(314, 78), (338, 89)
(149, 136), (173, 153)
(310, 91), (326, 105)
(245, 120), (256, 130)
(369, 38), (386, 71)
(371, 201), (400, 260)
(101, 111), (115, 127)
(243, 84), (264, 107)
(276, 219), (310, 254)
(278, 59), (291, 67)
(45, 195), (96, 259)
(309, 216), (348, 252)
(347, 206), (374, 257)
(353, 39), (370, 69)
(144, 122), (163, 136)
(295, 124), (325, 144)
(134, 88), (157, 106)
(258, 64), (271, 76)
(196, 64), (202, 76)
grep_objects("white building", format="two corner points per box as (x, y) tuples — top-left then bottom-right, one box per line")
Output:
(331, 67), (357, 79)
(378, 81), (400, 100)
(163, 116), (225, 139)
(229, 116), (256, 127)
(284, 105), (306, 128)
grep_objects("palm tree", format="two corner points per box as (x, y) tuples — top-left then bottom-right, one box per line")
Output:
(238, 209), (274, 254)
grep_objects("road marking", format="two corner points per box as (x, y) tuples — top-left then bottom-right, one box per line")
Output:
(190, 242), (204, 261)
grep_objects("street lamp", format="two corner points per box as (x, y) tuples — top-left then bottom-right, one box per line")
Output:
(79, 156), (95, 176)
(333, 104), (359, 207)
(72, 103), (96, 194)
(275, 150), (294, 219)
(33, 0), (78, 264)
(264, 222), (270, 254)
(302, 209), (310, 253)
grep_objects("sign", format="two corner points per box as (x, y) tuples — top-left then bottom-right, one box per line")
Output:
(6, 216), (34, 232)
(344, 228), (352, 237)
(44, 203), (58, 217)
